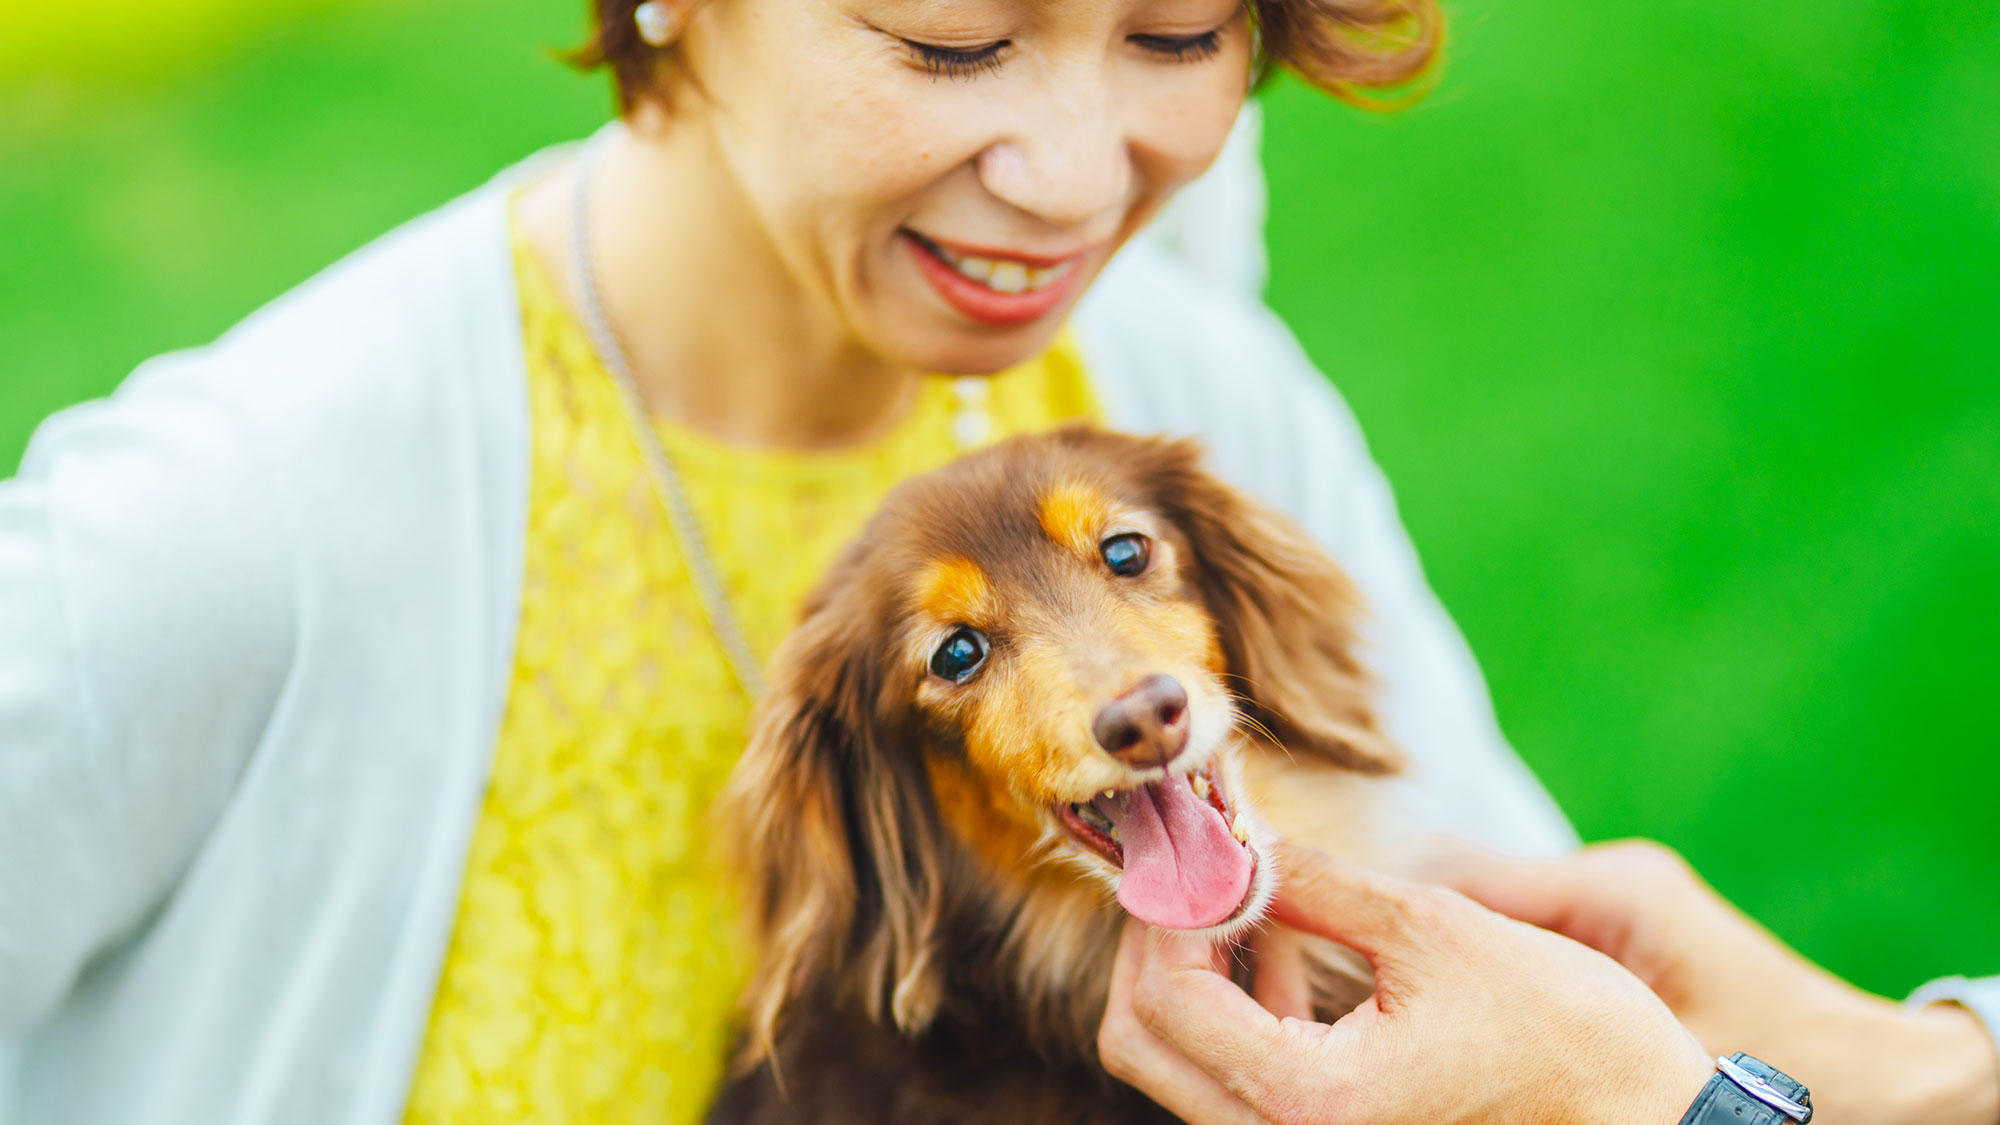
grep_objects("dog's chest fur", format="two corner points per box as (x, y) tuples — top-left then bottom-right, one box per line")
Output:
(708, 1000), (1179, 1125)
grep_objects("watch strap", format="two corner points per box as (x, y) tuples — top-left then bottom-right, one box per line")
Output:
(1726, 1053), (1811, 1110)
(1677, 1053), (1813, 1125)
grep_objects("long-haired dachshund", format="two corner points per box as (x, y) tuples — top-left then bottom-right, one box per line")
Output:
(709, 427), (1416, 1123)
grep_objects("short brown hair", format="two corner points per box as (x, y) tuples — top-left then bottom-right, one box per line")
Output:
(571, 0), (1442, 112)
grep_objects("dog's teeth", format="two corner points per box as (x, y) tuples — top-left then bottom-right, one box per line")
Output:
(1075, 802), (1117, 837)
(1192, 773), (1211, 800)
(1102, 790), (1116, 800)
(1232, 822), (1250, 844)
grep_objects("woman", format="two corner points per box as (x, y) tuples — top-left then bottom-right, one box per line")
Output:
(0, 0), (1575, 1121)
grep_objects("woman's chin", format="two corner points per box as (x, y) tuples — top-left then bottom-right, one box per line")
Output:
(870, 313), (1072, 379)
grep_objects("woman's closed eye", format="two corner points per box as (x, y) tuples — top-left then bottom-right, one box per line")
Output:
(899, 26), (1229, 81)
(1130, 29), (1225, 64)
(901, 39), (1010, 81)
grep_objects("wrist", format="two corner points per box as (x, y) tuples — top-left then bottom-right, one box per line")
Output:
(1657, 1053), (1722, 1125)
(1548, 1025), (1711, 1124)
(1624, 1038), (1717, 1125)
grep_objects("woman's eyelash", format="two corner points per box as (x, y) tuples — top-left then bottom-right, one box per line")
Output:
(902, 39), (1008, 80)
(901, 27), (1223, 80)
(1131, 29), (1225, 63)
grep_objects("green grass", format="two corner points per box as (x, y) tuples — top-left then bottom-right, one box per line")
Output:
(1262, 0), (2000, 993)
(4, 0), (1995, 1003)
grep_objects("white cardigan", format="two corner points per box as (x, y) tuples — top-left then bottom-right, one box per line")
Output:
(0, 145), (1585, 1122)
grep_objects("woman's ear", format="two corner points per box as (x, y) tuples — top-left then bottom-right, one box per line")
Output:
(1146, 440), (1402, 776)
(717, 586), (949, 1067)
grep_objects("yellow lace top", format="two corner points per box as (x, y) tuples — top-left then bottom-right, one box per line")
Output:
(400, 211), (1101, 1123)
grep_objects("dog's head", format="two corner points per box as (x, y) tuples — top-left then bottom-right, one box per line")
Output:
(721, 427), (1397, 1060)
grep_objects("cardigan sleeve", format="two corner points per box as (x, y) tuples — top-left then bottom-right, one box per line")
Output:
(1077, 245), (1577, 855)
(1909, 976), (2000, 1064)
(0, 351), (297, 1037)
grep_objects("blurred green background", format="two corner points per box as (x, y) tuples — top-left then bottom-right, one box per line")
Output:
(2, 0), (1994, 1002)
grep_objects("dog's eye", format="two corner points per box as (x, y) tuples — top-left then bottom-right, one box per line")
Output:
(930, 627), (989, 683)
(1101, 533), (1151, 577)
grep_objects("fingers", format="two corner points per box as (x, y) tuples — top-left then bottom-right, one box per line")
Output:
(1268, 842), (1455, 962)
(1425, 844), (1597, 934)
(1249, 926), (1314, 1022)
(1130, 929), (1313, 1106)
(1429, 839), (1696, 960)
(1099, 920), (1263, 1125)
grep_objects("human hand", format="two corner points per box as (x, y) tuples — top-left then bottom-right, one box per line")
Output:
(1097, 842), (1714, 1125)
(1439, 839), (2000, 1125)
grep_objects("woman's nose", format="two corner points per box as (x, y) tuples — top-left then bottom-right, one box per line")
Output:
(975, 80), (1135, 230)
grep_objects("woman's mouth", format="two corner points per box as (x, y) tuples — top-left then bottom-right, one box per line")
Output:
(901, 230), (1084, 327)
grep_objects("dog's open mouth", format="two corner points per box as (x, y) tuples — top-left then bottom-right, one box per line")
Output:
(1056, 763), (1256, 931)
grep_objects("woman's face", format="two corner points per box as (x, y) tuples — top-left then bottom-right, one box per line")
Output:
(671, 0), (1253, 375)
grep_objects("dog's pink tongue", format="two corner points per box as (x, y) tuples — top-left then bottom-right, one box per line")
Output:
(1101, 772), (1251, 930)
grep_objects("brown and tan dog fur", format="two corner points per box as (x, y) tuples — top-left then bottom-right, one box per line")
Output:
(709, 427), (1413, 1123)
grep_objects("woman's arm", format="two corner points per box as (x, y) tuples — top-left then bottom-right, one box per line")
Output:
(0, 354), (296, 1036)
(1447, 842), (2000, 1125)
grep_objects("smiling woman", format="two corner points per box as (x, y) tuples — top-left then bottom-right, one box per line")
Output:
(0, 0), (1576, 1123)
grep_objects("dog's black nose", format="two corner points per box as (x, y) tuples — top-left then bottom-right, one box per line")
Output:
(1092, 675), (1190, 768)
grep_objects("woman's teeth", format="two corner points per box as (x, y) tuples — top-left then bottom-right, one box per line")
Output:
(932, 243), (1074, 293)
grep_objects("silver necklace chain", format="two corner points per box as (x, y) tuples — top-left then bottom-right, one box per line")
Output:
(565, 136), (767, 699)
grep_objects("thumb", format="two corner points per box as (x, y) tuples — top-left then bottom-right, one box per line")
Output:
(1268, 842), (1446, 965)
(1132, 932), (1337, 1116)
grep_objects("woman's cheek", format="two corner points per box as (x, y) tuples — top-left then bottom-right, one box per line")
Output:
(810, 82), (1006, 205)
(1133, 61), (1254, 180)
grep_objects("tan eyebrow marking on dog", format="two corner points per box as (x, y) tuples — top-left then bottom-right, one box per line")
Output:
(1037, 482), (1107, 558)
(919, 557), (995, 622)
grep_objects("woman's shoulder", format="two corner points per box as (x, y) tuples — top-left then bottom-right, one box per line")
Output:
(27, 164), (539, 568)
(0, 161), (555, 1043)
(10, 161), (539, 727)
(195, 175), (524, 437)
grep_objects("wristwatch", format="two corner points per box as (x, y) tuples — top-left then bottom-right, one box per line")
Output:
(1678, 1053), (1813, 1124)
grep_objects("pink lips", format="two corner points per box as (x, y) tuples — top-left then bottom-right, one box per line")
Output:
(901, 231), (1088, 328)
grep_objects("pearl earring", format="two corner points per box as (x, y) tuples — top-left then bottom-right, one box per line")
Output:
(634, 1), (678, 47)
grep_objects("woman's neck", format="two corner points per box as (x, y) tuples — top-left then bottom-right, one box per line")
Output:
(517, 118), (920, 452)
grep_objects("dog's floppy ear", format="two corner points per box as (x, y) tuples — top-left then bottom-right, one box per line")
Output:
(718, 582), (950, 1066)
(1146, 439), (1401, 776)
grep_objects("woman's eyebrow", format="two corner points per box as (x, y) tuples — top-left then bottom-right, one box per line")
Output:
(858, 0), (1010, 18)
(862, 0), (1054, 33)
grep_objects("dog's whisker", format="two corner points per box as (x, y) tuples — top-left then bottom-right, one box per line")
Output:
(1231, 710), (1289, 759)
